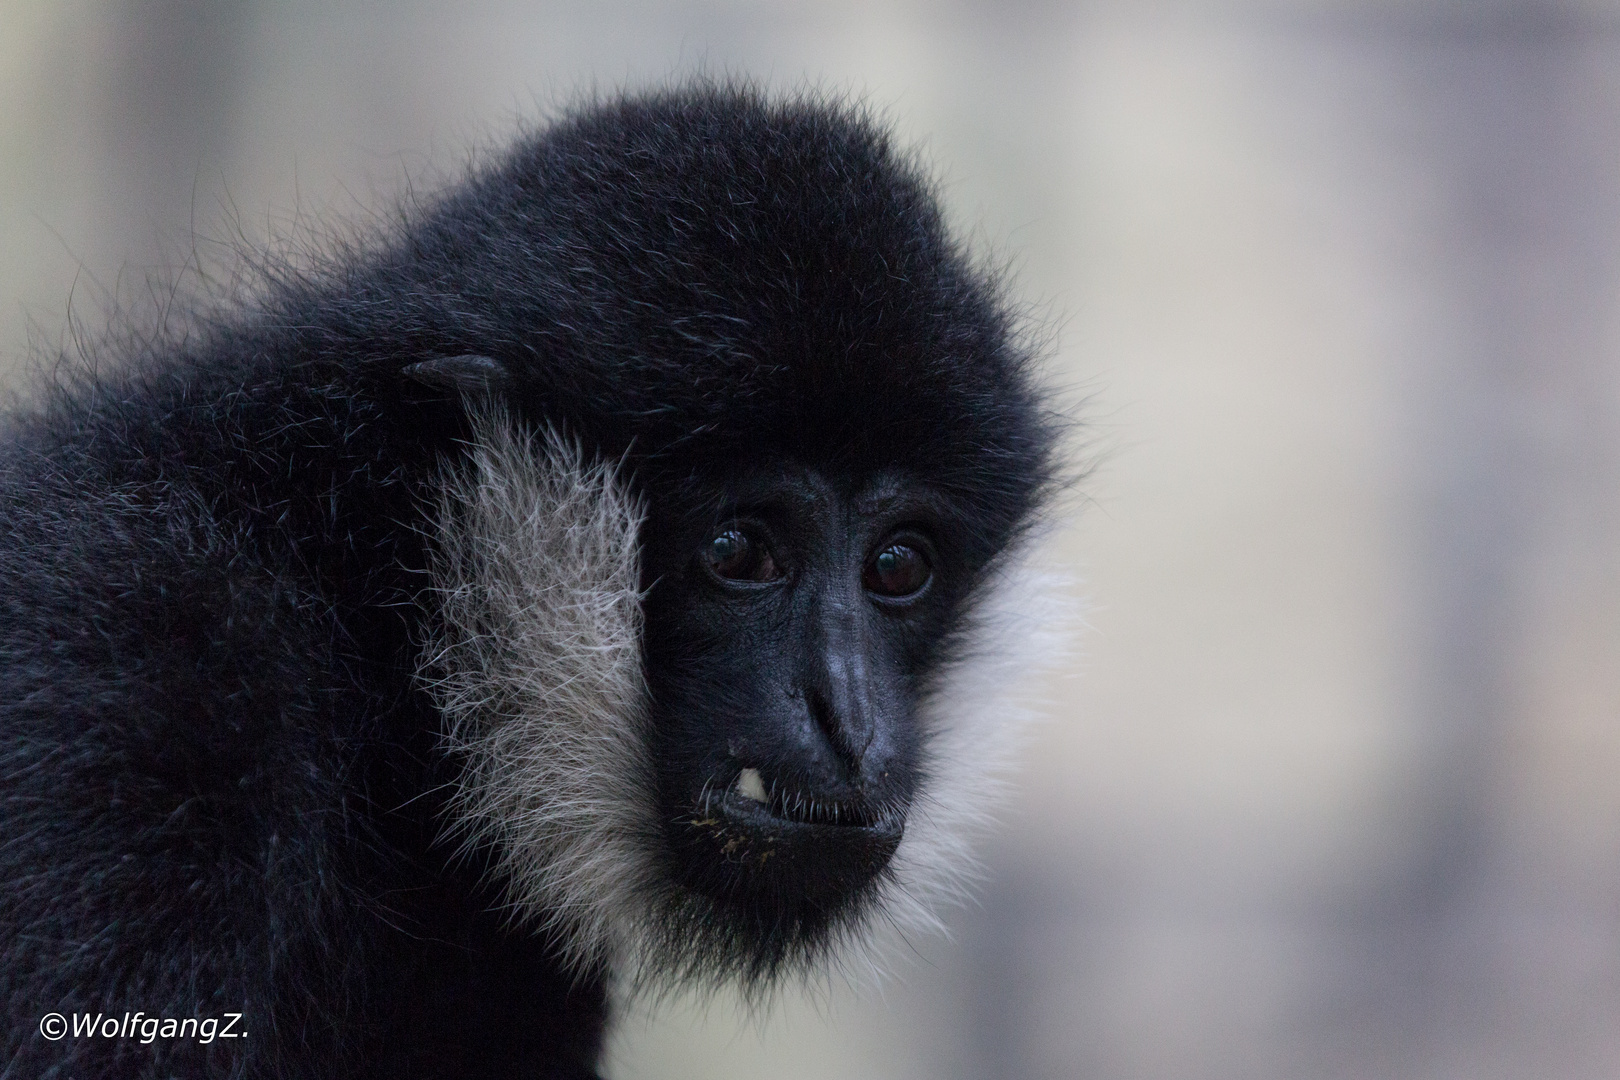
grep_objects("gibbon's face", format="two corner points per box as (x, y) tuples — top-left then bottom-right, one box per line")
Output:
(639, 462), (969, 941)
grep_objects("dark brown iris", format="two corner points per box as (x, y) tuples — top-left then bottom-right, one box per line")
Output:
(863, 542), (931, 598)
(704, 528), (780, 583)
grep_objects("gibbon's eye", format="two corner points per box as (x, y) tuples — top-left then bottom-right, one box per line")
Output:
(863, 541), (932, 599)
(703, 528), (781, 583)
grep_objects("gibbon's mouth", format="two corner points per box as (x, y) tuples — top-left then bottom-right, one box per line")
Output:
(674, 765), (905, 908)
(718, 766), (899, 835)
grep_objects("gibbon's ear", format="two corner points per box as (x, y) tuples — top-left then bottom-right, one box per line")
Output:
(402, 354), (512, 397)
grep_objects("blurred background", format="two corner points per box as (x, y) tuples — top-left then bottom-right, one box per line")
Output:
(4, 1), (1620, 1076)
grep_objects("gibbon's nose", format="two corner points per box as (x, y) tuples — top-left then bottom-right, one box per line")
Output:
(802, 613), (899, 787)
(810, 654), (875, 769)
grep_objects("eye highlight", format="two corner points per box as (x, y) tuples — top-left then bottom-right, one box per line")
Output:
(703, 528), (781, 584)
(863, 542), (932, 599)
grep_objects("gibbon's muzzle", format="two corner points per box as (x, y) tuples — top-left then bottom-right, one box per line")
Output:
(684, 763), (905, 908)
(721, 764), (895, 831)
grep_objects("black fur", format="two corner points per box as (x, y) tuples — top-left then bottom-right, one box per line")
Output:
(0, 84), (1059, 1078)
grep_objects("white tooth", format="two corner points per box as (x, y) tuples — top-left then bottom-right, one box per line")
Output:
(735, 767), (767, 803)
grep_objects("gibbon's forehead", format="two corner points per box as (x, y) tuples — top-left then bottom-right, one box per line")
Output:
(458, 90), (1051, 526)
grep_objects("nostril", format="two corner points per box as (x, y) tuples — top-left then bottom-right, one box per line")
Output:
(806, 686), (835, 740)
(806, 688), (860, 774)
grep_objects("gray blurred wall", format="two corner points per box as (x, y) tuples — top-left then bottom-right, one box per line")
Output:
(3, 2), (1619, 1077)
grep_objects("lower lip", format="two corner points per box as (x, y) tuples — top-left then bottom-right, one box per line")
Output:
(718, 789), (900, 838)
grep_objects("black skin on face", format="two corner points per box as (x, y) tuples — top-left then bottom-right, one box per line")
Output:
(640, 463), (965, 928)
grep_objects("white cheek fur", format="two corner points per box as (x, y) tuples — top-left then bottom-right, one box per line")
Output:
(419, 402), (656, 978)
